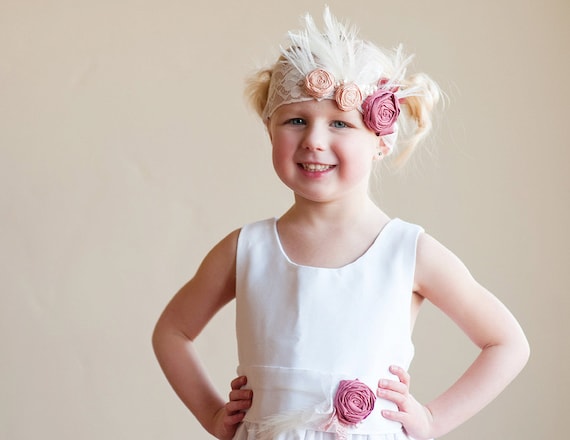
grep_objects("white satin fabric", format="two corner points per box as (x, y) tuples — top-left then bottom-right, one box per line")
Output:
(234, 218), (424, 440)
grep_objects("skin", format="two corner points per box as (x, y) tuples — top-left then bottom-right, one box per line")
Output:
(152, 99), (529, 440)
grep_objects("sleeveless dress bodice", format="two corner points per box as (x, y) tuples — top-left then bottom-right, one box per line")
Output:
(234, 217), (424, 440)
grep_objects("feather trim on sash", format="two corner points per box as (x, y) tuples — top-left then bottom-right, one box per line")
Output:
(255, 399), (336, 440)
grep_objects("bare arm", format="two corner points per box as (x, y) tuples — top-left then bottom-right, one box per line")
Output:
(152, 230), (251, 439)
(380, 233), (530, 439)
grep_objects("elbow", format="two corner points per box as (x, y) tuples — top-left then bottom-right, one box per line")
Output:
(151, 314), (172, 358)
(484, 326), (530, 376)
(151, 313), (193, 359)
(151, 319), (163, 357)
(505, 314), (531, 372)
(514, 317), (531, 369)
(518, 332), (531, 369)
(505, 326), (531, 375)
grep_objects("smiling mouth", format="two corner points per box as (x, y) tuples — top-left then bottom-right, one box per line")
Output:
(300, 163), (335, 172)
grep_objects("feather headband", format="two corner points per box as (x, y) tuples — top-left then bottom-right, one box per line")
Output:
(262, 7), (422, 151)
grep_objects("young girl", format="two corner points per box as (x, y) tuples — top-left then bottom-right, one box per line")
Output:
(152, 8), (529, 440)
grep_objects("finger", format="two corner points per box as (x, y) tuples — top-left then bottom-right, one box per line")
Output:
(381, 409), (407, 424)
(389, 365), (410, 387)
(377, 378), (408, 395)
(377, 387), (409, 407)
(225, 398), (252, 414)
(229, 388), (253, 402)
(230, 375), (248, 390)
(224, 410), (246, 427)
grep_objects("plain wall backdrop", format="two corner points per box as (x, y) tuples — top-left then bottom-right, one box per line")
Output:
(1, 0), (568, 439)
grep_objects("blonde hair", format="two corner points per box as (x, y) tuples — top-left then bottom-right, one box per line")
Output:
(393, 72), (441, 165)
(245, 67), (273, 120)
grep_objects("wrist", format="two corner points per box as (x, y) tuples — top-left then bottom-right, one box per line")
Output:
(206, 404), (227, 438)
(422, 404), (437, 439)
(422, 403), (450, 439)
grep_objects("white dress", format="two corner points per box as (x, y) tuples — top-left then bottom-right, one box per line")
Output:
(233, 217), (425, 440)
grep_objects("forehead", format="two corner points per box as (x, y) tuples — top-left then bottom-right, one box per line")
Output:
(274, 99), (363, 121)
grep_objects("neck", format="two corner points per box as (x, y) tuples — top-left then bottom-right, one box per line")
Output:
(282, 192), (386, 228)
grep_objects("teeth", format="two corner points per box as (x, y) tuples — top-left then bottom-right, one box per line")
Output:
(302, 163), (333, 172)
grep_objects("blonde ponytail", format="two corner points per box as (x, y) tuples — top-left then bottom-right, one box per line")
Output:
(393, 73), (442, 165)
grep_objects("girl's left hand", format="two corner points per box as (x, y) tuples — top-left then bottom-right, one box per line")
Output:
(377, 365), (434, 440)
(212, 376), (253, 440)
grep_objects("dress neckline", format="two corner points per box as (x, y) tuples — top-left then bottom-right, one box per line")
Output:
(271, 217), (398, 270)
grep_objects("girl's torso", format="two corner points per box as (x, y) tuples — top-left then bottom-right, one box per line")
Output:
(234, 217), (424, 439)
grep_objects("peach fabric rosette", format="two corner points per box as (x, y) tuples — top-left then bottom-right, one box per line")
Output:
(361, 88), (401, 136)
(334, 83), (363, 112)
(304, 69), (336, 99)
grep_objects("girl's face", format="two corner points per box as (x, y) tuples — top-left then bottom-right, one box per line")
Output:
(267, 99), (384, 205)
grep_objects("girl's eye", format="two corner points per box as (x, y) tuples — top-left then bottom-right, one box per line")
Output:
(331, 120), (348, 128)
(287, 118), (305, 125)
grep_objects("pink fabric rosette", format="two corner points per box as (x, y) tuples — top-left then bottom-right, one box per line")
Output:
(334, 83), (362, 111)
(333, 379), (376, 426)
(304, 69), (336, 99)
(361, 89), (401, 136)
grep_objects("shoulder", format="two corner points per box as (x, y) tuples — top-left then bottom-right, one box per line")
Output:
(390, 217), (424, 236)
(414, 231), (485, 313)
(205, 217), (275, 260)
(239, 217), (276, 236)
(197, 228), (241, 278)
(416, 232), (465, 269)
(382, 218), (424, 250)
(415, 233), (471, 288)
(199, 217), (275, 275)
(235, 217), (277, 251)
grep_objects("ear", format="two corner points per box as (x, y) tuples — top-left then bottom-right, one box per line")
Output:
(373, 137), (390, 160)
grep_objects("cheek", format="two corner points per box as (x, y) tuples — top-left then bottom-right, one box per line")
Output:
(340, 136), (377, 163)
(271, 148), (284, 173)
(271, 140), (294, 178)
(337, 143), (376, 180)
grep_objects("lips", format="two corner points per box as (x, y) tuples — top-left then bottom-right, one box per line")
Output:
(300, 163), (335, 172)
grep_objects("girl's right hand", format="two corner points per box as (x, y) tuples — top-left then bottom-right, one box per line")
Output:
(212, 376), (253, 440)
(377, 366), (434, 440)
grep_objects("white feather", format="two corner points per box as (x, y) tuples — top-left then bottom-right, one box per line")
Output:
(254, 399), (335, 440)
(280, 6), (421, 101)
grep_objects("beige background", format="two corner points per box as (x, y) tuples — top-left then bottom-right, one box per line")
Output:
(1, 0), (568, 439)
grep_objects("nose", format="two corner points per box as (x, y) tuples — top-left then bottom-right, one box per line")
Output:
(301, 123), (327, 151)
